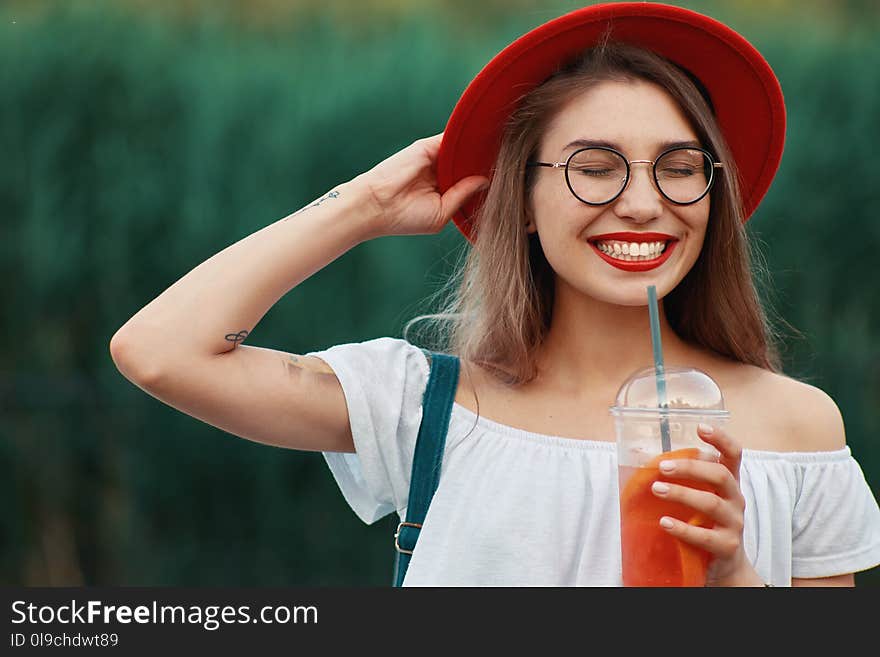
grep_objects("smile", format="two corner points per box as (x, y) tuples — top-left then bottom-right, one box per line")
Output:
(587, 232), (679, 272)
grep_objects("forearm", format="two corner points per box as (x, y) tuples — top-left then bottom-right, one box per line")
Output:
(111, 177), (378, 375)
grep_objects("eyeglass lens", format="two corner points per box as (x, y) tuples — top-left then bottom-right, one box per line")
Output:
(565, 148), (713, 204)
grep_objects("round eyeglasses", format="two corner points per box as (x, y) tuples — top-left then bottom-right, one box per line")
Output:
(526, 146), (723, 206)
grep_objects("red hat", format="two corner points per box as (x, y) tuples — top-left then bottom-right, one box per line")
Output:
(437, 2), (786, 242)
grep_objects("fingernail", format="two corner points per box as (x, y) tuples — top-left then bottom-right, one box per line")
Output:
(659, 516), (674, 529)
(659, 460), (675, 473)
(698, 423), (714, 435)
(652, 481), (670, 495)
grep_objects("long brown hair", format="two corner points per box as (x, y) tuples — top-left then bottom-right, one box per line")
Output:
(405, 41), (789, 386)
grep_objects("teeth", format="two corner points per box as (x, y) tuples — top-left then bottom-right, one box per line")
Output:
(594, 239), (670, 261)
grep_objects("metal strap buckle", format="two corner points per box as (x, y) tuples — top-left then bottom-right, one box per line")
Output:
(394, 521), (422, 555)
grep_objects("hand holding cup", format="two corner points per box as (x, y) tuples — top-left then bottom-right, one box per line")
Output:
(652, 423), (762, 586)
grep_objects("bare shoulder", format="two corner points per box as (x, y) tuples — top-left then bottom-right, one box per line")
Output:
(724, 364), (846, 453)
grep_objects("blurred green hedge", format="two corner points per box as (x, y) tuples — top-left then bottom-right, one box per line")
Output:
(1, 1), (878, 586)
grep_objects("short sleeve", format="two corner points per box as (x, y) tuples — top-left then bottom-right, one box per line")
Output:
(791, 450), (880, 578)
(305, 337), (430, 525)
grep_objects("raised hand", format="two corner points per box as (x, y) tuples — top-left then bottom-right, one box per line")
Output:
(354, 133), (489, 239)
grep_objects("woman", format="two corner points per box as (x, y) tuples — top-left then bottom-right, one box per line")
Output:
(110, 3), (880, 586)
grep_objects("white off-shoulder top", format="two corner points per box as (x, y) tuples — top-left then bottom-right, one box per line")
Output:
(308, 337), (880, 586)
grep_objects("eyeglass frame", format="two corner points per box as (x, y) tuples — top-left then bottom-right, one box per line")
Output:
(525, 145), (724, 206)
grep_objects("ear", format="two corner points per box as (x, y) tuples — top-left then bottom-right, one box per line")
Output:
(524, 210), (538, 234)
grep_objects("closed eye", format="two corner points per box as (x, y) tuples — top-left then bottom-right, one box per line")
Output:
(572, 167), (616, 177)
(659, 167), (699, 177)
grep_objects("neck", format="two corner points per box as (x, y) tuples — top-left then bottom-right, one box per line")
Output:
(532, 278), (701, 396)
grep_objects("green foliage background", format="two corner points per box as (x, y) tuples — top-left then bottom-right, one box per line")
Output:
(2, 0), (878, 586)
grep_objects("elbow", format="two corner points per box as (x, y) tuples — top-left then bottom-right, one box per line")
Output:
(109, 327), (165, 389)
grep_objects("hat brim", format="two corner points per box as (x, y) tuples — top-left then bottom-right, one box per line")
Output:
(437, 2), (786, 242)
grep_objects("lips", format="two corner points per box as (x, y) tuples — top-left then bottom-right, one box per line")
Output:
(587, 232), (680, 272)
(588, 231), (677, 242)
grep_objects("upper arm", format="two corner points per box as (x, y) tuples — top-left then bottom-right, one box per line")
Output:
(781, 380), (867, 586)
(112, 340), (354, 453)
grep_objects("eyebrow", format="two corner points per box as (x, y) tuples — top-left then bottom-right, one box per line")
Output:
(561, 138), (702, 154)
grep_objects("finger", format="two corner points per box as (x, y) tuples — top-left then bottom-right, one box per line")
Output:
(657, 457), (741, 503)
(658, 515), (741, 559)
(651, 480), (742, 529)
(696, 423), (743, 482)
(439, 176), (490, 223)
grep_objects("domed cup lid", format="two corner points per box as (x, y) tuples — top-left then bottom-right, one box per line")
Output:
(609, 365), (730, 418)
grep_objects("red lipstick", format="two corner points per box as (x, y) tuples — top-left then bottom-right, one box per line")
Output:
(588, 231), (676, 242)
(587, 232), (679, 272)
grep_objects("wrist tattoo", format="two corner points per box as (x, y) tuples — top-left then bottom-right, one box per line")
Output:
(225, 330), (249, 347)
(286, 190), (340, 220)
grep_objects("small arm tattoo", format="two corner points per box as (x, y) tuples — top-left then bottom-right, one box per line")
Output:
(285, 190), (340, 221)
(284, 354), (304, 377)
(284, 353), (334, 375)
(225, 330), (249, 347)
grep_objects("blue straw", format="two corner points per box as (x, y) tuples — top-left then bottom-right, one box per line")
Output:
(647, 286), (671, 452)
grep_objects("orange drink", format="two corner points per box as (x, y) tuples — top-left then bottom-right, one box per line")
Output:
(618, 448), (714, 587)
(609, 365), (729, 587)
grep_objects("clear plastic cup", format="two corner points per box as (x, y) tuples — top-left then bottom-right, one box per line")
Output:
(610, 366), (730, 587)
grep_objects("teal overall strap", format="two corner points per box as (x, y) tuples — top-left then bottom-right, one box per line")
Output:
(392, 350), (460, 587)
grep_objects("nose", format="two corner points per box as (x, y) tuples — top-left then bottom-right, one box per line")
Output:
(612, 161), (663, 223)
